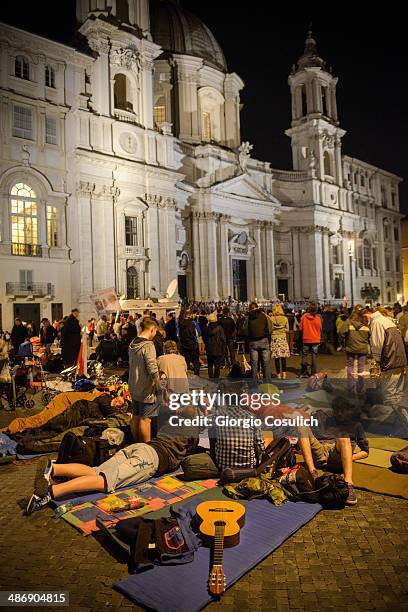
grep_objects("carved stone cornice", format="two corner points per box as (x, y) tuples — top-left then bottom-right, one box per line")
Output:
(111, 47), (141, 72)
(145, 193), (177, 210)
(77, 181), (120, 199)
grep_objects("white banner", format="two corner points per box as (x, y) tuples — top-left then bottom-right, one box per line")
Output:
(90, 288), (121, 316)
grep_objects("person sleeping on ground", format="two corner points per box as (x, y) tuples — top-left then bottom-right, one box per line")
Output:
(297, 396), (369, 506)
(25, 405), (200, 515)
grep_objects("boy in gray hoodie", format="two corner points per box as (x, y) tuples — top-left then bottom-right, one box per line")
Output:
(128, 318), (160, 442)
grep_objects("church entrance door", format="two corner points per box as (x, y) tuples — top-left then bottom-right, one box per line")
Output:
(232, 259), (248, 302)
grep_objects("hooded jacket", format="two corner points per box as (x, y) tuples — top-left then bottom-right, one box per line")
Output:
(128, 337), (159, 403)
(299, 313), (322, 344)
(339, 317), (370, 354)
(203, 322), (226, 357)
(244, 309), (273, 341)
(178, 318), (198, 351)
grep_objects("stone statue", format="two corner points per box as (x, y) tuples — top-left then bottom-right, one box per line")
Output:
(238, 141), (253, 172)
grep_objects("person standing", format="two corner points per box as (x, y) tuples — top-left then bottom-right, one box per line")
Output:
(95, 315), (109, 342)
(339, 309), (370, 391)
(61, 309), (81, 367)
(128, 318), (160, 442)
(157, 340), (189, 395)
(218, 307), (237, 367)
(87, 319), (95, 347)
(203, 312), (226, 378)
(269, 305), (290, 379)
(299, 303), (322, 377)
(243, 302), (273, 382)
(39, 318), (56, 357)
(178, 311), (201, 376)
(10, 318), (28, 354)
(164, 312), (178, 342)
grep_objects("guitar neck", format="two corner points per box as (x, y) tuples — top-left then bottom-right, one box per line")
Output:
(213, 523), (225, 567)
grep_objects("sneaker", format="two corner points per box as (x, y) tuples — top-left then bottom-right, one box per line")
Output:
(346, 483), (357, 506)
(34, 458), (55, 497)
(26, 492), (51, 516)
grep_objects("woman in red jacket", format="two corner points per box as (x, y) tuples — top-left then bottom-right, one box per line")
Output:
(299, 303), (322, 377)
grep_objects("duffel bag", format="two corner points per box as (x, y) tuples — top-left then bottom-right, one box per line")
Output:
(181, 452), (219, 480)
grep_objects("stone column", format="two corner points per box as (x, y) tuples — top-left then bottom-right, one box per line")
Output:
(191, 212), (201, 300)
(264, 221), (276, 300)
(334, 137), (343, 186)
(76, 182), (94, 315)
(253, 221), (264, 301)
(206, 212), (219, 300)
(342, 236), (351, 299)
(322, 229), (332, 300)
(198, 213), (208, 300)
(308, 227), (325, 301)
(292, 228), (302, 300)
(219, 214), (231, 299)
(145, 194), (160, 295)
(140, 54), (154, 130)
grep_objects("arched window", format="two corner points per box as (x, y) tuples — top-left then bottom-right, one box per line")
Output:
(15, 55), (29, 80)
(363, 239), (371, 270)
(10, 183), (40, 256)
(300, 84), (307, 117)
(126, 266), (139, 299)
(45, 65), (55, 88)
(154, 96), (166, 126)
(198, 87), (224, 143)
(323, 151), (332, 176)
(114, 74), (133, 112)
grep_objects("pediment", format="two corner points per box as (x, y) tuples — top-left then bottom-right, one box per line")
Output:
(211, 173), (277, 203)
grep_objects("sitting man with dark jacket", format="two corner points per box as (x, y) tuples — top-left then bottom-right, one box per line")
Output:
(26, 406), (199, 515)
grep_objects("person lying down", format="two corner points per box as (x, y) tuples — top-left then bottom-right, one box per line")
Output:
(26, 406), (199, 515)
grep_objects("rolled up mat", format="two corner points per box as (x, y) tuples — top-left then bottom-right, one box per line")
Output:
(114, 497), (321, 612)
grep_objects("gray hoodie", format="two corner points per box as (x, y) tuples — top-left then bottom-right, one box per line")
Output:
(128, 337), (159, 403)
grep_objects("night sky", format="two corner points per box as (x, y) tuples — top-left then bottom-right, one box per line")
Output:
(1, 1), (407, 211)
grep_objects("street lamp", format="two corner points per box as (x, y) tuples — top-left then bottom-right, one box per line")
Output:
(348, 239), (354, 307)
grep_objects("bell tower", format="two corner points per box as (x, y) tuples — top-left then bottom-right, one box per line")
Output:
(285, 30), (345, 186)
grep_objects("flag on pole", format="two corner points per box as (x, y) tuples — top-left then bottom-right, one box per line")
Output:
(77, 328), (88, 376)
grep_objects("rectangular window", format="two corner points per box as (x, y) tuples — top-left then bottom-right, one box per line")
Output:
(385, 255), (391, 272)
(372, 248), (377, 270)
(391, 192), (397, 207)
(19, 270), (33, 290)
(47, 206), (59, 246)
(394, 226), (399, 242)
(154, 105), (165, 125)
(45, 65), (55, 88)
(11, 199), (38, 246)
(51, 303), (63, 322)
(13, 105), (33, 139)
(125, 216), (137, 246)
(46, 116), (57, 145)
(396, 257), (400, 273)
(381, 185), (388, 207)
(202, 111), (211, 142)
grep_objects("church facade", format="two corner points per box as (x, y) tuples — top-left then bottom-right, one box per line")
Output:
(0, 0), (403, 330)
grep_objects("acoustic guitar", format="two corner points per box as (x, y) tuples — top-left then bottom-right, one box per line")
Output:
(196, 500), (246, 596)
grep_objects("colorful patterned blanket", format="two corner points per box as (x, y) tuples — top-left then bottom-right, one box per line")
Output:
(57, 474), (218, 536)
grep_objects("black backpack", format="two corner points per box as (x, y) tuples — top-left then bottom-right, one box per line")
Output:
(57, 431), (120, 466)
(44, 354), (64, 373)
(380, 327), (407, 371)
(314, 473), (349, 509)
(390, 446), (408, 473)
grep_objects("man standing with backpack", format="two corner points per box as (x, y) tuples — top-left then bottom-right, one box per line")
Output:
(243, 302), (273, 382)
(128, 318), (160, 442)
(218, 307), (237, 367)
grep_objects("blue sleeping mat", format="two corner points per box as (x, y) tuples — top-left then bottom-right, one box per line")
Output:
(114, 497), (321, 612)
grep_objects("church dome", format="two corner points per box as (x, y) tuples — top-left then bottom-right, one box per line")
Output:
(150, 0), (227, 72)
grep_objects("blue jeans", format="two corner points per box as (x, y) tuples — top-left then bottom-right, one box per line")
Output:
(301, 343), (319, 374)
(249, 338), (272, 382)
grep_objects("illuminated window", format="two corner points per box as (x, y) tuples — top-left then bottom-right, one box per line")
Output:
(126, 266), (139, 299)
(15, 55), (29, 80)
(47, 206), (58, 246)
(202, 111), (211, 142)
(154, 96), (166, 125)
(46, 116), (57, 145)
(11, 183), (39, 255)
(45, 65), (55, 88)
(13, 105), (33, 139)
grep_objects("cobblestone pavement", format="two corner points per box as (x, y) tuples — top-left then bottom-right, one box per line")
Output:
(0, 354), (407, 611)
